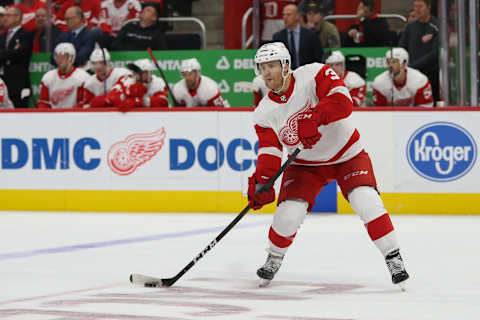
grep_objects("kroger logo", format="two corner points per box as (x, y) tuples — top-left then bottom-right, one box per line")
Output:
(406, 122), (477, 182)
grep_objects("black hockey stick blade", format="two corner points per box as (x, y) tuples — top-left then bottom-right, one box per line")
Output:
(129, 147), (301, 287)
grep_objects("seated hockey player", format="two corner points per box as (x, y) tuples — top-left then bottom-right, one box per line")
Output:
(0, 78), (14, 109)
(38, 43), (90, 109)
(81, 47), (132, 108)
(172, 58), (229, 107)
(111, 58), (169, 111)
(372, 47), (434, 107)
(249, 42), (409, 288)
(325, 50), (366, 107)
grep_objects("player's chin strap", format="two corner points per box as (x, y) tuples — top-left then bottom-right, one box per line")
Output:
(272, 69), (291, 95)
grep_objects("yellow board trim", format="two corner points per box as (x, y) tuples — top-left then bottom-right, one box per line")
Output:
(337, 192), (480, 215)
(0, 190), (277, 213)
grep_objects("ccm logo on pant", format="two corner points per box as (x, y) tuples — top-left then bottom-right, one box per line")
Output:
(344, 170), (369, 181)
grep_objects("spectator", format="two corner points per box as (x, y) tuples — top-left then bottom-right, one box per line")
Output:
(0, 6), (7, 33)
(0, 6), (33, 108)
(173, 58), (229, 107)
(32, 8), (61, 53)
(407, 8), (417, 23)
(111, 2), (167, 51)
(53, 6), (96, 67)
(112, 58), (169, 111)
(99, 0), (141, 37)
(15, 0), (46, 32)
(81, 47), (133, 108)
(303, 1), (340, 48)
(260, 0), (302, 44)
(372, 47), (433, 107)
(344, 0), (392, 47)
(398, 0), (439, 103)
(53, 0), (101, 31)
(38, 42), (90, 109)
(325, 51), (366, 106)
(0, 77), (14, 109)
(273, 4), (323, 69)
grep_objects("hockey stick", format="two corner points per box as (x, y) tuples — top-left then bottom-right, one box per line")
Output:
(130, 147), (302, 287)
(100, 46), (108, 96)
(147, 47), (179, 106)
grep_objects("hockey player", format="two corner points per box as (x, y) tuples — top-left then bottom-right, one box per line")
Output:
(372, 47), (434, 107)
(99, 0), (141, 36)
(0, 78), (14, 109)
(325, 50), (366, 107)
(38, 43), (90, 109)
(81, 48), (132, 108)
(249, 42), (409, 288)
(173, 58), (229, 107)
(109, 58), (168, 111)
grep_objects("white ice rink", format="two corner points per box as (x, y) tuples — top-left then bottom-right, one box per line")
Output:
(0, 211), (479, 320)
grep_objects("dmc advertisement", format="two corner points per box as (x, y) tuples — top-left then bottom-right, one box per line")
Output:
(0, 110), (479, 214)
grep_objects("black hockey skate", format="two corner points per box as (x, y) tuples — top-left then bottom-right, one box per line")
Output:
(257, 253), (283, 287)
(385, 249), (409, 290)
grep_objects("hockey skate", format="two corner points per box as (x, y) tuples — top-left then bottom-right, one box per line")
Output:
(257, 253), (283, 287)
(385, 249), (409, 291)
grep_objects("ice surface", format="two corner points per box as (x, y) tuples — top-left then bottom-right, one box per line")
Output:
(0, 211), (479, 319)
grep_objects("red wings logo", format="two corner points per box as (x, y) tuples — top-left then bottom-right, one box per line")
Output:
(51, 86), (75, 105)
(279, 99), (312, 146)
(107, 128), (166, 176)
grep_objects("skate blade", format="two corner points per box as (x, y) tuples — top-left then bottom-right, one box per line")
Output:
(397, 279), (408, 292)
(258, 279), (271, 288)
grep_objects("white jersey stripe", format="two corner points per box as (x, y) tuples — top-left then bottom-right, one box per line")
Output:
(258, 147), (283, 158)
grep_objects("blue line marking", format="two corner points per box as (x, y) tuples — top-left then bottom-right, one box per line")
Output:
(0, 219), (270, 261)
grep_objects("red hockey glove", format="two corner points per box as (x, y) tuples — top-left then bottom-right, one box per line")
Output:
(297, 111), (322, 149)
(90, 95), (111, 108)
(247, 173), (275, 210)
(118, 97), (142, 112)
(127, 83), (147, 98)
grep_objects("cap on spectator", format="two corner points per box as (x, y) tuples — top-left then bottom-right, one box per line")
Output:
(386, 47), (409, 64)
(127, 59), (155, 73)
(0, 6), (6, 15)
(304, 1), (326, 14)
(90, 48), (111, 62)
(179, 58), (201, 73)
(325, 51), (345, 64)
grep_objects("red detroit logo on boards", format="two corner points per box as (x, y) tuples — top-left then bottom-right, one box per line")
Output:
(279, 99), (313, 146)
(107, 128), (166, 176)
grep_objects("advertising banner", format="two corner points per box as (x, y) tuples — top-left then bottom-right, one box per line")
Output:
(29, 48), (391, 107)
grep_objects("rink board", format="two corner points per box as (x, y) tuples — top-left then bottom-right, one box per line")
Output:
(0, 108), (479, 214)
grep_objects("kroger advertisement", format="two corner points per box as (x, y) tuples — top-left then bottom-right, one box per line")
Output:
(0, 110), (479, 214)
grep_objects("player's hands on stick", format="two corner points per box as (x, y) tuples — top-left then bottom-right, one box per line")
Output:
(247, 173), (275, 210)
(297, 111), (322, 149)
(90, 95), (111, 108)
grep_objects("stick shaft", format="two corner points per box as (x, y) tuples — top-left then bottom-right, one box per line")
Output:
(147, 47), (179, 106)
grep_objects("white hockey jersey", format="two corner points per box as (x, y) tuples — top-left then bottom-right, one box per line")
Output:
(372, 67), (434, 107)
(343, 71), (366, 107)
(173, 75), (228, 107)
(0, 79), (14, 109)
(38, 67), (90, 109)
(254, 63), (363, 166)
(83, 67), (132, 107)
(99, 0), (141, 33)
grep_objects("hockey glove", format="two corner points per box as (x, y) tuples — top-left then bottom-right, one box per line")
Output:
(297, 111), (322, 149)
(118, 97), (142, 112)
(90, 95), (111, 108)
(127, 83), (147, 98)
(247, 173), (275, 210)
